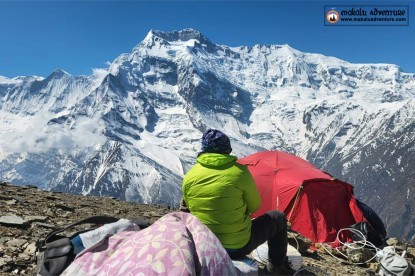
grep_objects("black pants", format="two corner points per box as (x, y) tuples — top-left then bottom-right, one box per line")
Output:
(226, 210), (288, 266)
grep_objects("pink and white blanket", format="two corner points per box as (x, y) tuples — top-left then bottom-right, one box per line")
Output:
(62, 212), (237, 275)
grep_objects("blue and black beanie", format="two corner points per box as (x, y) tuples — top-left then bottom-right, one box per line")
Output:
(201, 129), (232, 154)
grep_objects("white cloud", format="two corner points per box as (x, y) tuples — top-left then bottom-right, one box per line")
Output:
(0, 75), (22, 85)
(92, 67), (109, 78)
(91, 68), (109, 89)
(0, 112), (106, 154)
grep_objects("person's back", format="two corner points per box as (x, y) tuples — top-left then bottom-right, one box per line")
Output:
(183, 152), (260, 249)
(182, 129), (294, 275)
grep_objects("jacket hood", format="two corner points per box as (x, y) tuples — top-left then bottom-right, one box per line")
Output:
(197, 153), (237, 168)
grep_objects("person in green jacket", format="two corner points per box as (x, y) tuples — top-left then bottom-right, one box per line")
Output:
(182, 129), (294, 275)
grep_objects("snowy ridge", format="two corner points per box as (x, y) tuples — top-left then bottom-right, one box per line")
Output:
(0, 29), (414, 242)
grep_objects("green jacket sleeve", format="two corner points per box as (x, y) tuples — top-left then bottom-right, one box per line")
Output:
(243, 169), (261, 214)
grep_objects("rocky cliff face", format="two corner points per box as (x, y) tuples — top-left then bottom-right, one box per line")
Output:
(0, 29), (414, 241)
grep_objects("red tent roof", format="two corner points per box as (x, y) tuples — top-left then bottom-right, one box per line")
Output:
(238, 150), (365, 243)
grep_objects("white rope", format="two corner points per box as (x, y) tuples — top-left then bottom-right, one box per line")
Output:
(315, 227), (383, 266)
(288, 231), (300, 251)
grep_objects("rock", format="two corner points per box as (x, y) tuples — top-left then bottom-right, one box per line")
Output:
(6, 238), (28, 248)
(25, 216), (48, 223)
(0, 237), (10, 245)
(55, 204), (75, 212)
(24, 243), (37, 255)
(344, 245), (375, 263)
(25, 185), (38, 189)
(142, 211), (163, 218)
(18, 253), (31, 261)
(0, 195), (13, 200)
(32, 222), (56, 229)
(386, 237), (399, 246)
(0, 255), (12, 265)
(45, 209), (55, 217)
(61, 212), (72, 218)
(5, 199), (17, 205)
(0, 215), (28, 226)
(368, 262), (378, 271)
(12, 196), (27, 204)
(314, 243), (333, 254)
(1, 266), (12, 274)
(45, 195), (58, 201)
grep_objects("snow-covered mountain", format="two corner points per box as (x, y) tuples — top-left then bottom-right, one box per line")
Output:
(1, 29), (414, 242)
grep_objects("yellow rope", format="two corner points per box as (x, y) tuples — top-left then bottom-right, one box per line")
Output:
(287, 185), (303, 222)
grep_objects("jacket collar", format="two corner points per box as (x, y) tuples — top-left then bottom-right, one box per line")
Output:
(197, 153), (237, 167)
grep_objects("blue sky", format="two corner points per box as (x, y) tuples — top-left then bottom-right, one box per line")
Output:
(0, 0), (414, 78)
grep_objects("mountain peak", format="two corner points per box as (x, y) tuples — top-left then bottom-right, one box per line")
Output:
(139, 29), (218, 51)
(137, 28), (219, 54)
(147, 28), (209, 44)
(49, 68), (70, 78)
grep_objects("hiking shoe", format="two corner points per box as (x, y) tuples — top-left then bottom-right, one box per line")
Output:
(266, 261), (296, 275)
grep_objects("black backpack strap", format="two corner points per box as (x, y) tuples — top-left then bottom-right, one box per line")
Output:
(44, 216), (120, 243)
(34, 216), (121, 275)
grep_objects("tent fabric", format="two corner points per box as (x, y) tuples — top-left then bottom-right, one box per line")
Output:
(238, 150), (365, 244)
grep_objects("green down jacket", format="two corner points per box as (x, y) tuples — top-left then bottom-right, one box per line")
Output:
(182, 153), (261, 249)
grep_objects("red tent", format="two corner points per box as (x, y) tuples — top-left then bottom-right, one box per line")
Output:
(238, 150), (365, 244)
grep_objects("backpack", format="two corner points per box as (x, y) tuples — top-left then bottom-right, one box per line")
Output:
(34, 216), (120, 276)
(356, 200), (387, 239)
(377, 246), (415, 276)
(349, 221), (385, 247)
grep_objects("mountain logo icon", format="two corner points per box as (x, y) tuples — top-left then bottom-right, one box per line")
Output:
(326, 10), (339, 24)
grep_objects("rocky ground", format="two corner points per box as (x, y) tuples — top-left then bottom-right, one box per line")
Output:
(0, 182), (414, 275)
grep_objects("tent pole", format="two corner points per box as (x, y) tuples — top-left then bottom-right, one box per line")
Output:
(287, 185), (303, 222)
